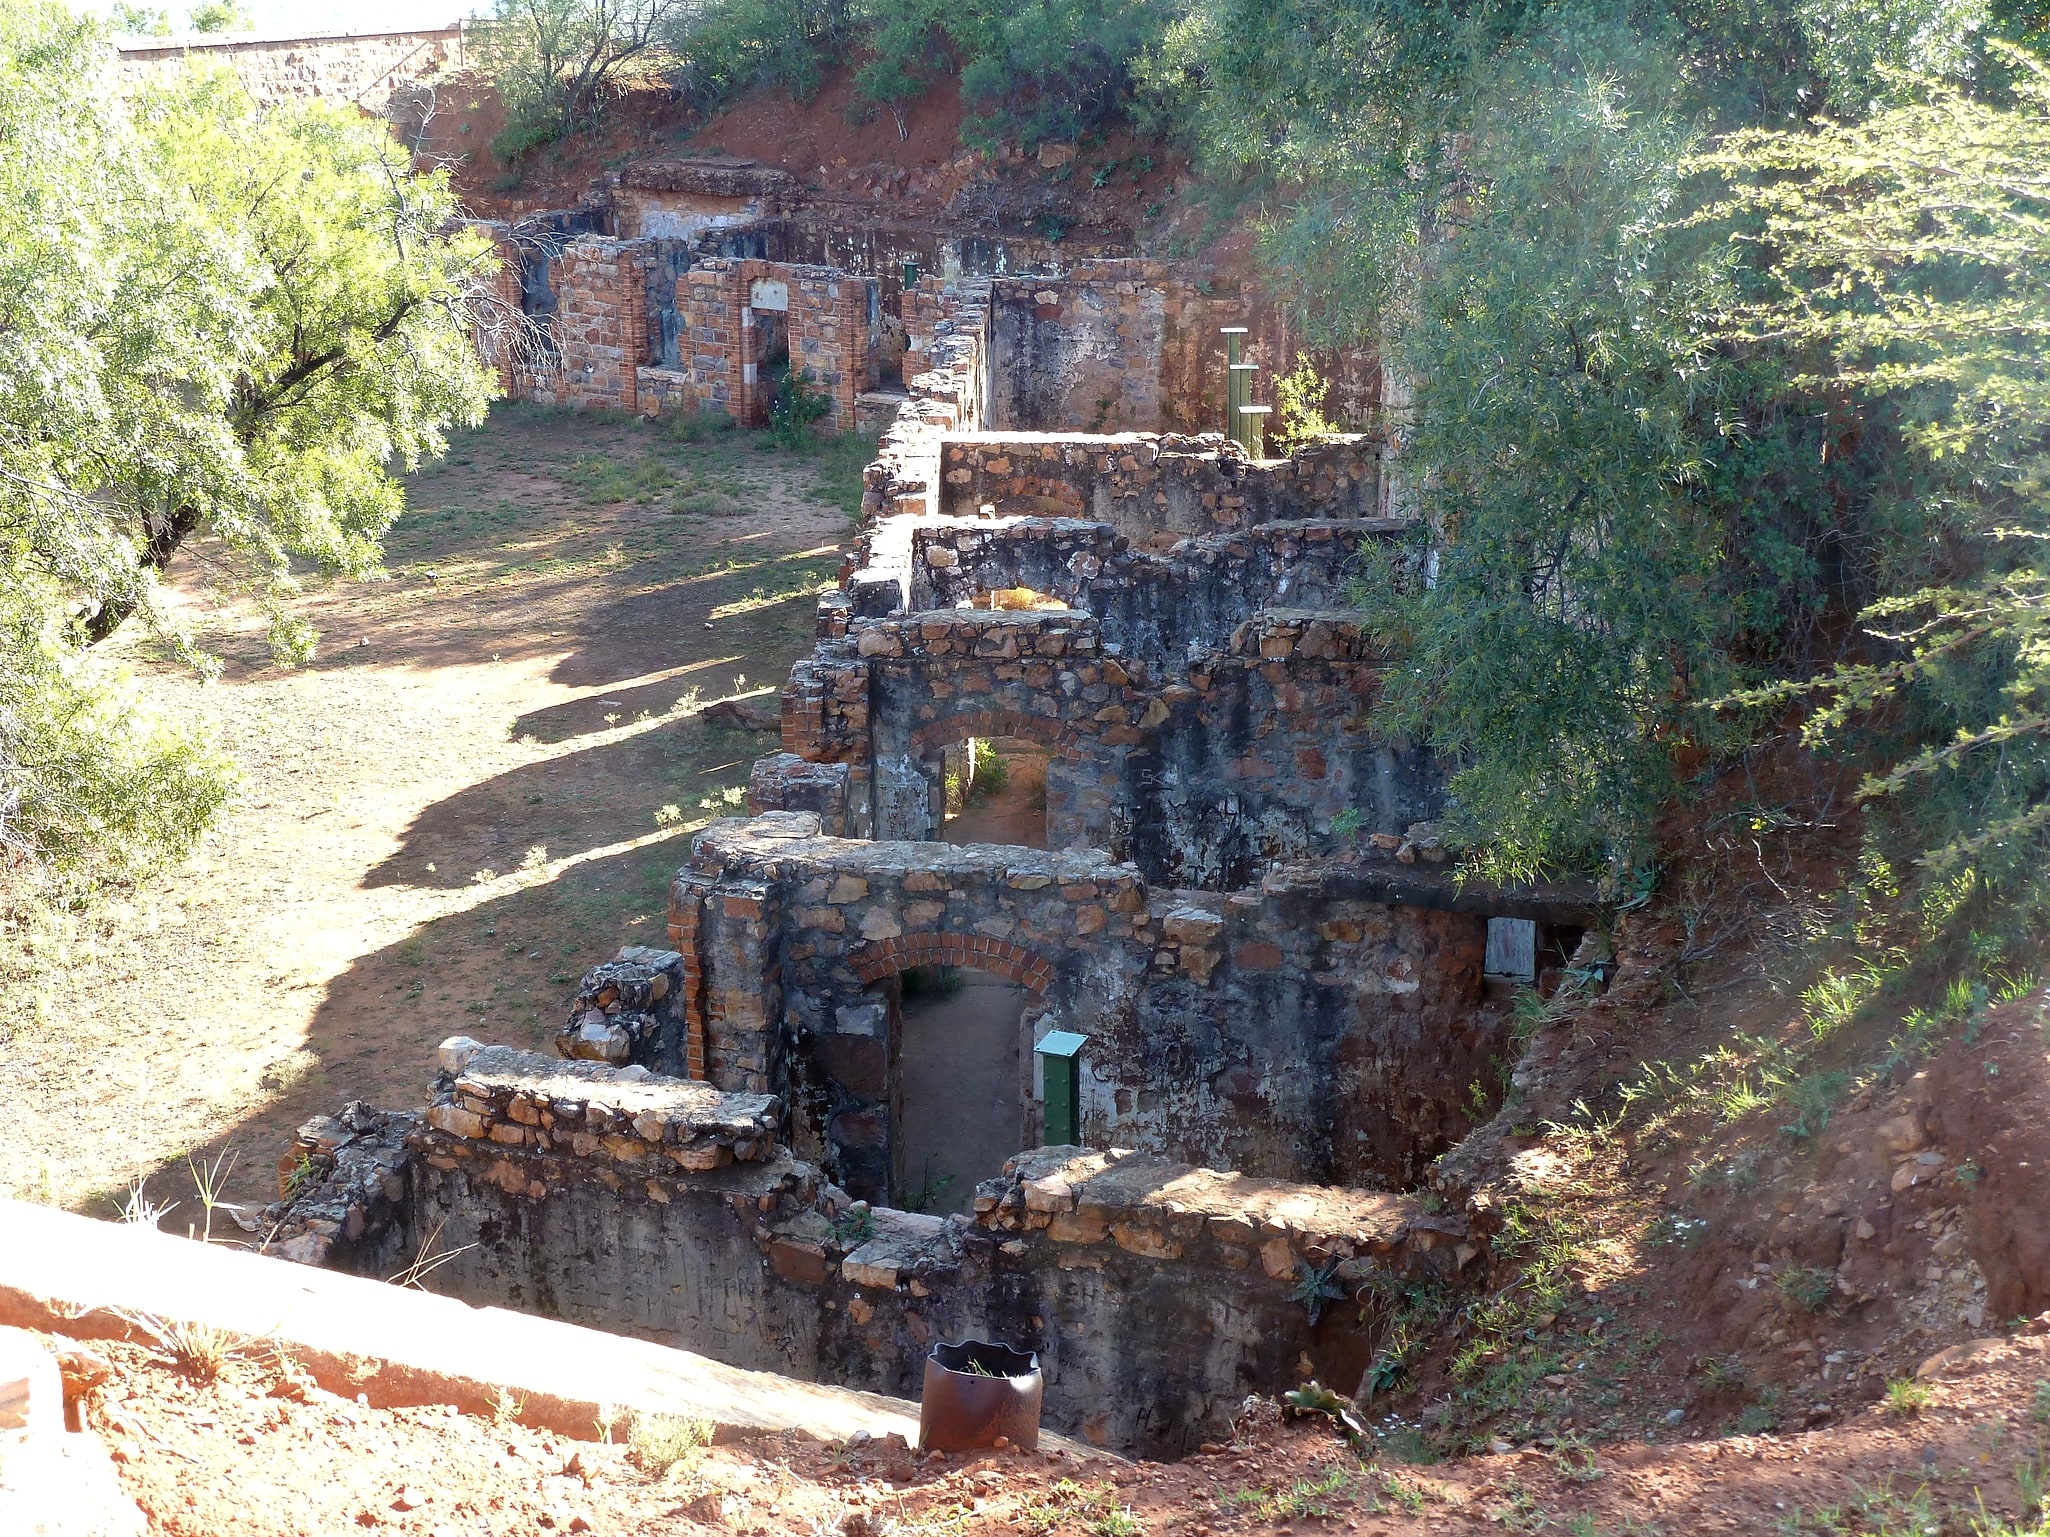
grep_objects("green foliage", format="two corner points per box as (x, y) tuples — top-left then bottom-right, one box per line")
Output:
(185, 0), (246, 32)
(108, 2), (167, 31)
(664, 0), (854, 108)
(1884, 1375), (1933, 1415)
(1271, 360), (1343, 454)
(1773, 1265), (1837, 1313)
(629, 1411), (712, 1474)
(474, 0), (691, 159)
(663, 0), (1178, 147)
(969, 737), (1009, 796)
(1700, 56), (2050, 958)
(768, 365), (831, 448)
(0, 593), (233, 901)
(1287, 1256), (1348, 1325)
(1349, 74), (1744, 886)
(0, 3), (497, 898)
(1162, 0), (2047, 925)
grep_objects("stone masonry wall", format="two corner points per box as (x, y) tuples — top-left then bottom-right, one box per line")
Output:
(937, 433), (1386, 545)
(272, 1054), (1481, 1454)
(986, 261), (1383, 438)
(494, 248), (881, 430)
(115, 26), (464, 105)
(660, 815), (1577, 1200)
(764, 519), (1442, 870)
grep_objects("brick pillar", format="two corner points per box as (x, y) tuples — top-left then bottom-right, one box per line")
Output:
(668, 869), (714, 1080)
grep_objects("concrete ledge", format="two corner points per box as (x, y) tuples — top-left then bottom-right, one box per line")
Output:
(0, 1200), (920, 1445)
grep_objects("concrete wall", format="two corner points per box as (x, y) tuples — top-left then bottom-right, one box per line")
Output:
(273, 1059), (1480, 1455)
(116, 26), (464, 105)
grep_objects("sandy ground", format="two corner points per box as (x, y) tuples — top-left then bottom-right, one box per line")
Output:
(0, 406), (858, 1214)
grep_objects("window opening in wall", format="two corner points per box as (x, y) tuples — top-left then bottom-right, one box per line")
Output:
(974, 586), (1067, 612)
(894, 966), (1027, 1213)
(1484, 917), (1537, 982)
(941, 737), (1049, 848)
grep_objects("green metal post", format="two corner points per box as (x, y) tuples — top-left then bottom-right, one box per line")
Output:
(1229, 365), (1259, 450)
(1239, 404), (1272, 460)
(1220, 326), (1248, 438)
(903, 259), (920, 290)
(1035, 1030), (1088, 1146)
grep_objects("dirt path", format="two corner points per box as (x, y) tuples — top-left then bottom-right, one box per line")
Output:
(0, 406), (860, 1214)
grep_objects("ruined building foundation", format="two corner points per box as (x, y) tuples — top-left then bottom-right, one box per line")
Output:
(274, 198), (1595, 1454)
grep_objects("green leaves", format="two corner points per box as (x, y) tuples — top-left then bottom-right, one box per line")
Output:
(0, 2), (498, 897)
(1696, 52), (2050, 948)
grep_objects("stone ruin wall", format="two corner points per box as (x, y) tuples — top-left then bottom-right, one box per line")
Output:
(661, 816), (1552, 1200)
(478, 214), (1387, 471)
(274, 1046), (1481, 1454)
(261, 244), (1607, 1456)
(987, 261), (1383, 438)
(114, 26), (465, 106)
(761, 518), (1438, 880)
(494, 241), (883, 434)
(936, 433), (1388, 544)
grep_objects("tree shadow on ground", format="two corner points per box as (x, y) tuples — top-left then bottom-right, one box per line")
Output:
(358, 715), (771, 891)
(170, 832), (698, 1212)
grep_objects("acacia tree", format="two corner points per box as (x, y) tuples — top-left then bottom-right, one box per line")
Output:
(1701, 53), (2050, 946)
(0, 1), (499, 896)
(77, 69), (500, 650)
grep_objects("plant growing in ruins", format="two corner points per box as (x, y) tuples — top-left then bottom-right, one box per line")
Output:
(770, 367), (832, 449)
(1288, 1256), (1349, 1326)
(1271, 361), (1342, 456)
(830, 1205), (876, 1246)
(630, 1411), (713, 1475)
(112, 1308), (250, 1383)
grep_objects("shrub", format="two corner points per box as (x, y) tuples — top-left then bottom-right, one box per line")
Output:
(1884, 1376), (1932, 1416)
(631, 1412), (712, 1474)
(474, 0), (693, 160)
(768, 366), (831, 448)
(1773, 1266), (1835, 1314)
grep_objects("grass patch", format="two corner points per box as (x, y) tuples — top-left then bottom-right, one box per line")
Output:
(630, 1412), (712, 1475)
(1224, 1466), (1356, 1520)
(1884, 1376), (1933, 1416)
(1774, 1266), (1836, 1314)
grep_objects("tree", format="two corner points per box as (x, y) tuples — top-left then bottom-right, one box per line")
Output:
(474, 0), (702, 158)
(1, 1), (500, 897)
(77, 68), (501, 648)
(1699, 51), (2050, 947)
(186, 0), (249, 31)
(108, 2), (169, 32)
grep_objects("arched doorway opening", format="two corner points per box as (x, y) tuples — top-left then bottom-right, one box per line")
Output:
(939, 736), (1050, 848)
(892, 964), (1032, 1213)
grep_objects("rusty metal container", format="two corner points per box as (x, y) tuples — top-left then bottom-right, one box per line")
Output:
(917, 1339), (1042, 1452)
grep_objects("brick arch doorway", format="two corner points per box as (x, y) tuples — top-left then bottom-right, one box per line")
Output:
(848, 935), (1054, 1212)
